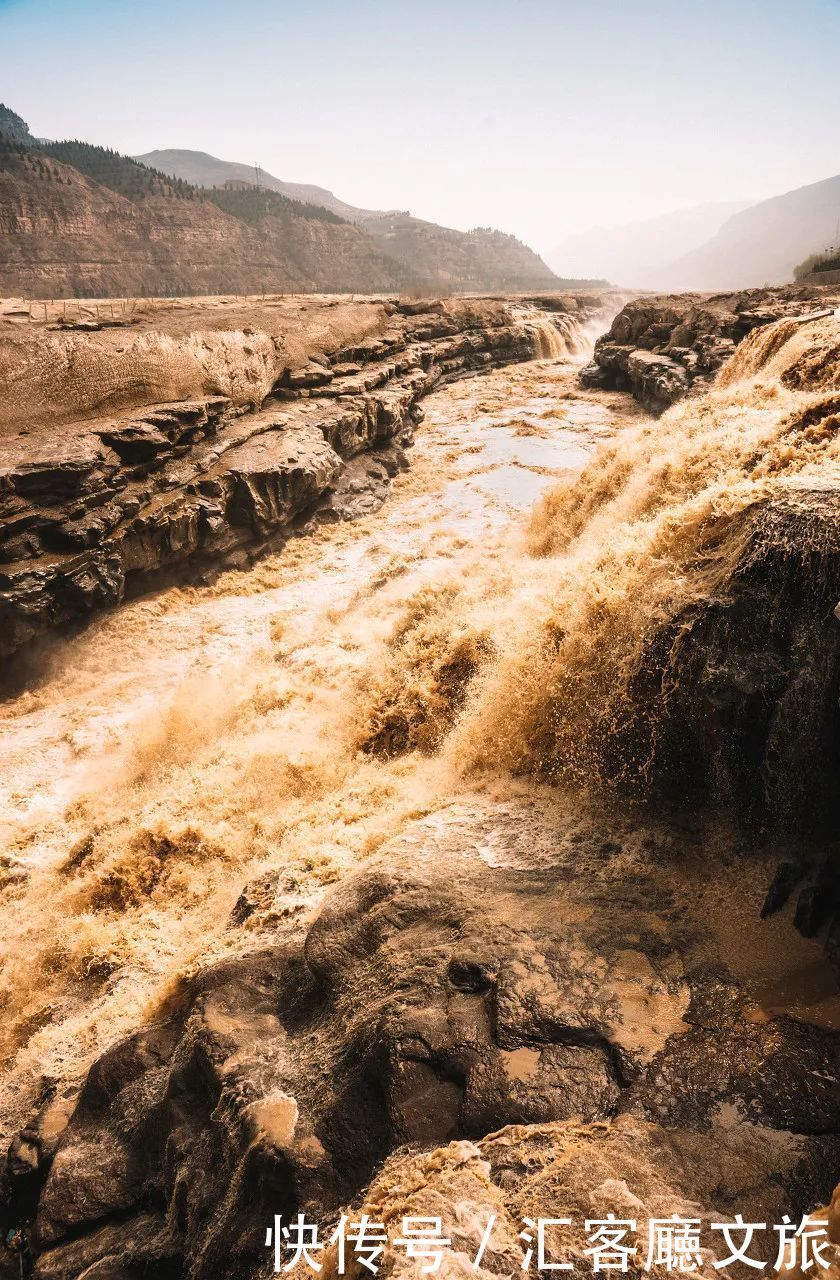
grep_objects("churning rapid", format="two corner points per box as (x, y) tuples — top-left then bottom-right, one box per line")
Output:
(0, 325), (625, 1136)
(1, 303), (840, 1162)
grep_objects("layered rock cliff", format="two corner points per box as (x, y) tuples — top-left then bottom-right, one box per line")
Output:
(137, 147), (567, 293)
(0, 294), (597, 665)
(0, 152), (414, 299)
(0, 116), (561, 298)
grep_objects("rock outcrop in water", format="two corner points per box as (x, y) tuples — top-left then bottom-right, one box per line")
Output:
(523, 304), (840, 840)
(0, 294), (598, 666)
(640, 483), (840, 837)
(598, 318), (840, 839)
(581, 285), (840, 411)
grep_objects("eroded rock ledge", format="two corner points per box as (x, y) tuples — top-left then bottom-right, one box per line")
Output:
(581, 284), (840, 411)
(5, 810), (839, 1279)
(0, 295), (599, 665)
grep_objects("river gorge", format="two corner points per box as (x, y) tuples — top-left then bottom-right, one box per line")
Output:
(2, 288), (840, 1279)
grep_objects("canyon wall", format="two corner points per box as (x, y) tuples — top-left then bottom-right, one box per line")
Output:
(0, 133), (561, 298)
(0, 294), (597, 664)
(0, 157), (414, 299)
(137, 146), (567, 294)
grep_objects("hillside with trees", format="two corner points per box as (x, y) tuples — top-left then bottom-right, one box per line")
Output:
(0, 105), (563, 296)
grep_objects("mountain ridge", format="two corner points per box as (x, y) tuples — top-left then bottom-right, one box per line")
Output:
(549, 170), (840, 291)
(0, 110), (566, 297)
(136, 145), (566, 292)
(135, 147), (381, 221)
(0, 131), (415, 298)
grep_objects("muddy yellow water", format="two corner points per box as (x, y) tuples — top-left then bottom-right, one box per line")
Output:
(0, 355), (641, 1139)
(3, 311), (840, 1145)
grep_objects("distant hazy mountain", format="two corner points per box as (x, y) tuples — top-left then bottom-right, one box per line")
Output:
(655, 173), (840, 289)
(136, 149), (381, 221)
(138, 147), (562, 291)
(547, 201), (752, 288)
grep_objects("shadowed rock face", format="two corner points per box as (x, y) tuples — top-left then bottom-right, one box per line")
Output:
(580, 286), (840, 411)
(0, 297), (594, 668)
(5, 809), (839, 1279)
(572, 305), (840, 843)
(608, 485), (840, 838)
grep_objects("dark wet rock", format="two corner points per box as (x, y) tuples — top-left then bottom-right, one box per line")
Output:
(761, 861), (805, 917)
(795, 878), (840, 939)
(28, 1213), (179, 1280)
(586, 343), (690, 413)
(628, 974), (840, 1133)
(314, 443), (410, 524)
(7, 818), (840, 1279)
(12, 951), (316, 1280)
(579, 359), (613, 390)
(625, 483), (840, 837)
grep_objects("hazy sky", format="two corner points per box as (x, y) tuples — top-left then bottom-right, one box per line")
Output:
(2, 0), (839, 254)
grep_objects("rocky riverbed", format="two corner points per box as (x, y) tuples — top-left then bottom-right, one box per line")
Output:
(2, 291), (840, 1280)
(0, 293), (603, 668)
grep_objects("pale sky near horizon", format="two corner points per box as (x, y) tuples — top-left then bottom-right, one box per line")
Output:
(2, 0), (839, 255)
